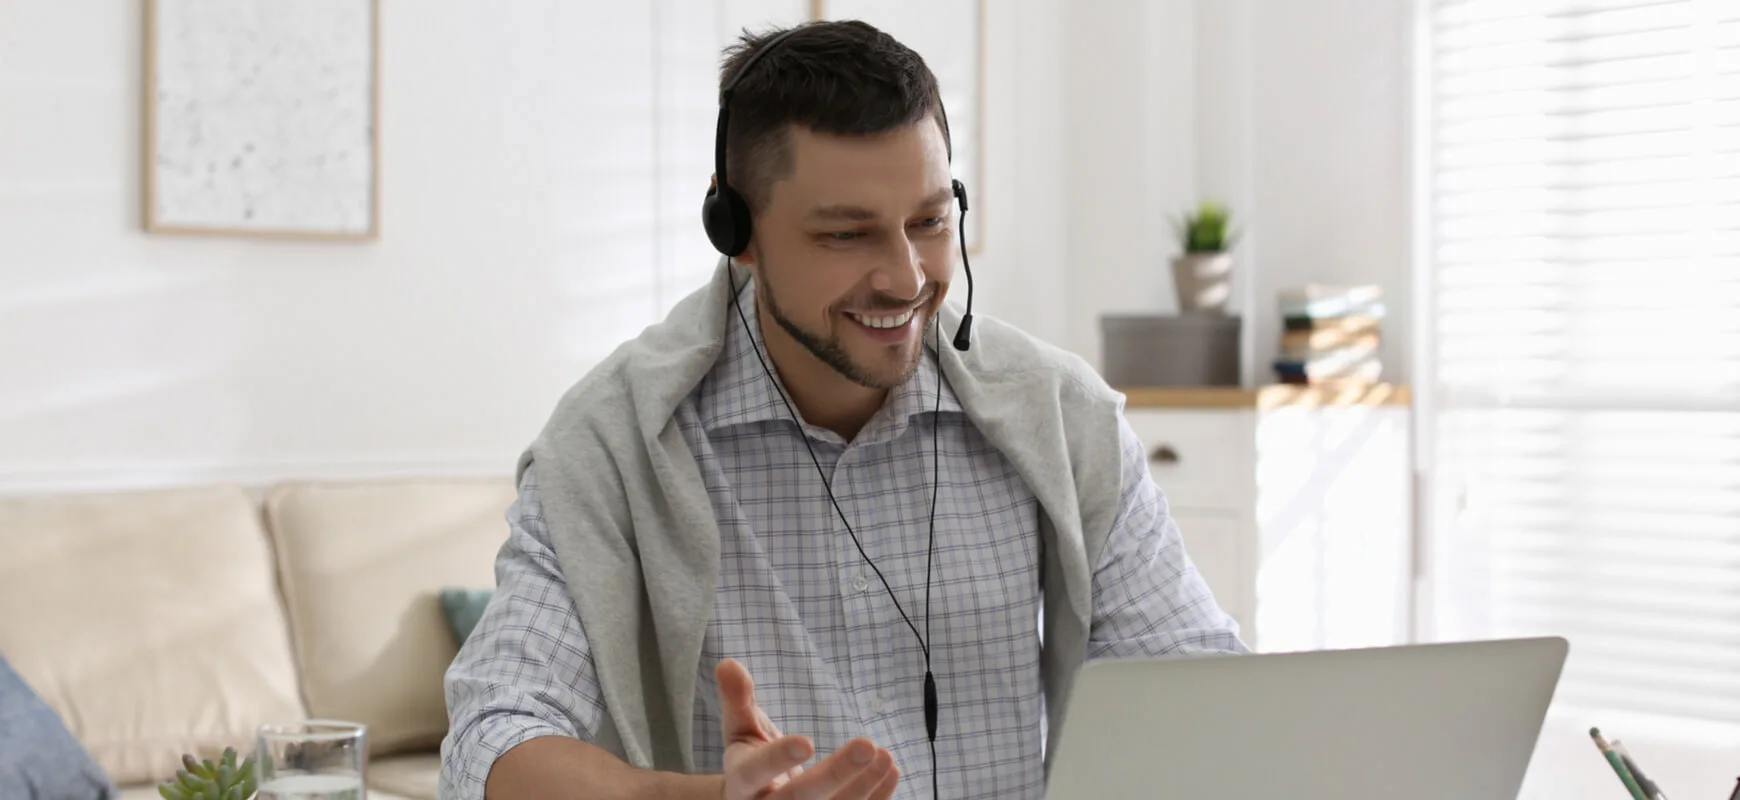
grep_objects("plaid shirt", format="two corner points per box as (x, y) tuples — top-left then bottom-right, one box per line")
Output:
(440, 284), (1246, 800)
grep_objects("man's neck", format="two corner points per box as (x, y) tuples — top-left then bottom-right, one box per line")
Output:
(756, 311), (886, 441)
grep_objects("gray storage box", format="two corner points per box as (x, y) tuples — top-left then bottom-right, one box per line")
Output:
(1099, 314), (1242, 387)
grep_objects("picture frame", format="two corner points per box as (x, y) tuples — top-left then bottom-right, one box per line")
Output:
(810, 0), (987, 254)
(142, 0), (381, 240)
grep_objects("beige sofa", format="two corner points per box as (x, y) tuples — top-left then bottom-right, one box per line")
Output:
(0, 476), (518, 800)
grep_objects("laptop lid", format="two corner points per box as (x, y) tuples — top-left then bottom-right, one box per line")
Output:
(1045, 637), (1568, 799)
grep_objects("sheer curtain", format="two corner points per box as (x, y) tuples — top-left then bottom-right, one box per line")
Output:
(1421, 0), (1740, 794)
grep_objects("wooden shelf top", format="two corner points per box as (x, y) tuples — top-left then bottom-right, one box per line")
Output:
(1117, 382), (1412, 410)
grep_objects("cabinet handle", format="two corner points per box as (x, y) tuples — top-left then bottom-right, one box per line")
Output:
(1149, 444), (1181, 465)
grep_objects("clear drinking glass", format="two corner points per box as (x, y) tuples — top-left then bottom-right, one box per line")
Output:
(255, 720), (368, 800)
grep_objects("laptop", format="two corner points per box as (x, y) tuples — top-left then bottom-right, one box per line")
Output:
(1044, 637), (1568, 799)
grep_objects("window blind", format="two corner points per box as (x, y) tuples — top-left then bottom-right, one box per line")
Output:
(1426, 0), (1740, 727)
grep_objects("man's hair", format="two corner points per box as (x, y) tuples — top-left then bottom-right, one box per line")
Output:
(718, 20), (950, 210)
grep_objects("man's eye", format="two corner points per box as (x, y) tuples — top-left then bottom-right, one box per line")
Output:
(828, 231), (863, 241)
(919, 217), (945, 228)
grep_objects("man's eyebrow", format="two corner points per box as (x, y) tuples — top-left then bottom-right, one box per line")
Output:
(804, 187), (956, 222)
(915, 186), (954, 211)
(805, 204), (877, 221)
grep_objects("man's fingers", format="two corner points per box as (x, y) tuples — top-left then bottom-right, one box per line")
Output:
(867, 761), (900, 800)
(827, 748), (896, 800)
(755, 705), (784, 739)
(770, 738), (885, 800)
(715, 659), (765, 742)
(731, 734), (814, 791)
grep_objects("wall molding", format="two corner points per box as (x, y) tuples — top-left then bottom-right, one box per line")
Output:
(0, 453), (515, 496)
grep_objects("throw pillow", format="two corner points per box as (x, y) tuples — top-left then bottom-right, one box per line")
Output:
(439, 588), (493, 647)
(0, 651), (119, 800)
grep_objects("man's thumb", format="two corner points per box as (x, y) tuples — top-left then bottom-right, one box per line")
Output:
(716, 659), (762, 740)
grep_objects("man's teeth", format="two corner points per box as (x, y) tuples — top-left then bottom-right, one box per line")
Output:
(849, 309), (916, 329)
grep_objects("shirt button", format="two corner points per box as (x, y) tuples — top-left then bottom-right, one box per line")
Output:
(852, 573), (869, 592)
(877, 694), (895, 714)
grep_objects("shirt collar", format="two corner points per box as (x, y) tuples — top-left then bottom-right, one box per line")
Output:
(697, 279), (962, 440)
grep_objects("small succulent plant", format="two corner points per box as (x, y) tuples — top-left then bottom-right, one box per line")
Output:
(157, 747), (256, 800)
(1174, 200), (1239, 254)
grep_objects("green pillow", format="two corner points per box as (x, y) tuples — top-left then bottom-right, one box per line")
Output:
(439, 588), (493, 646)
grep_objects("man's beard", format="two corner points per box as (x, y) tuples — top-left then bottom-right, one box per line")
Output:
(758, 272), (932, 391)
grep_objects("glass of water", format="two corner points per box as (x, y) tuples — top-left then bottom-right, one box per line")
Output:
(256, 720), (368, 800)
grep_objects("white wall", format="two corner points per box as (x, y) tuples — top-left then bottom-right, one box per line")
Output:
(1194, 0), (1416, 385)
(0, 0), (1124, 493)
(2, 1), (665, 491)
(1063, 0), (1415, 387)
(1063, 0), (1200, 365)
(0, 0), (1408, 493)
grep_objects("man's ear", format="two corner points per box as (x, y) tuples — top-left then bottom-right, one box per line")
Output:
(734, 242), (760, 267)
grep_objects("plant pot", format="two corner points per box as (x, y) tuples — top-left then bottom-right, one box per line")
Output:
(1171, 252), (1234, 314)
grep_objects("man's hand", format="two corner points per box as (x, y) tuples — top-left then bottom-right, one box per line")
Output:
(716, 659), (900, 800)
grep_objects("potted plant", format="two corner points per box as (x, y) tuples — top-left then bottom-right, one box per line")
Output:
(1170, 200), (1238, 314)
(156, 748), (258, 800)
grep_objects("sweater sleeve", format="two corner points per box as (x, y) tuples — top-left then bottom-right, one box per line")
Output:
(1085, 414), (1251, 658)
(438, 463), (609, 800)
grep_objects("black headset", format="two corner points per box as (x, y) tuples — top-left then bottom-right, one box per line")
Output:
(702, 24), (974, 798)
(701, 25), (976, 351)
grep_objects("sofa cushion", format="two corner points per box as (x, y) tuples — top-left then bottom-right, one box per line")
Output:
(0, 650), (119, 800)
(368, 753), (441, 800)
(263, 478), (514, 757)
(0, 486), (306, 786)
(118, 787), (173, 800)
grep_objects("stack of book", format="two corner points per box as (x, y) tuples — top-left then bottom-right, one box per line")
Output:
(1273, 284), (1384, 385)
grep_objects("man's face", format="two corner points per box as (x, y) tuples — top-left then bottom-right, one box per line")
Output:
(742, 119), (957, 391)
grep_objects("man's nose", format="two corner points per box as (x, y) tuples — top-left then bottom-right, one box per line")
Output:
(868, 236), (925, 300)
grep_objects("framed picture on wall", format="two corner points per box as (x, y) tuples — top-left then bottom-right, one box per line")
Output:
(810, 0), (986, 254)
(143, 0), (380, 240)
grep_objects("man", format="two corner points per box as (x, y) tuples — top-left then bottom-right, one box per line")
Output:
(440, 19), (1245, 800)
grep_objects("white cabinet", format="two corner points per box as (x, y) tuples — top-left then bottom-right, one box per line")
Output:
(1121, 386), (1414, 652)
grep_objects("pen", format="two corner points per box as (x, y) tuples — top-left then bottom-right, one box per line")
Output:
(1611, 740), (1665, 800)
(1589, 728), (1647, 800)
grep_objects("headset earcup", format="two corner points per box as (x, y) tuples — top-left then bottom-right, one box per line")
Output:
(702, 185), (753, 257)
